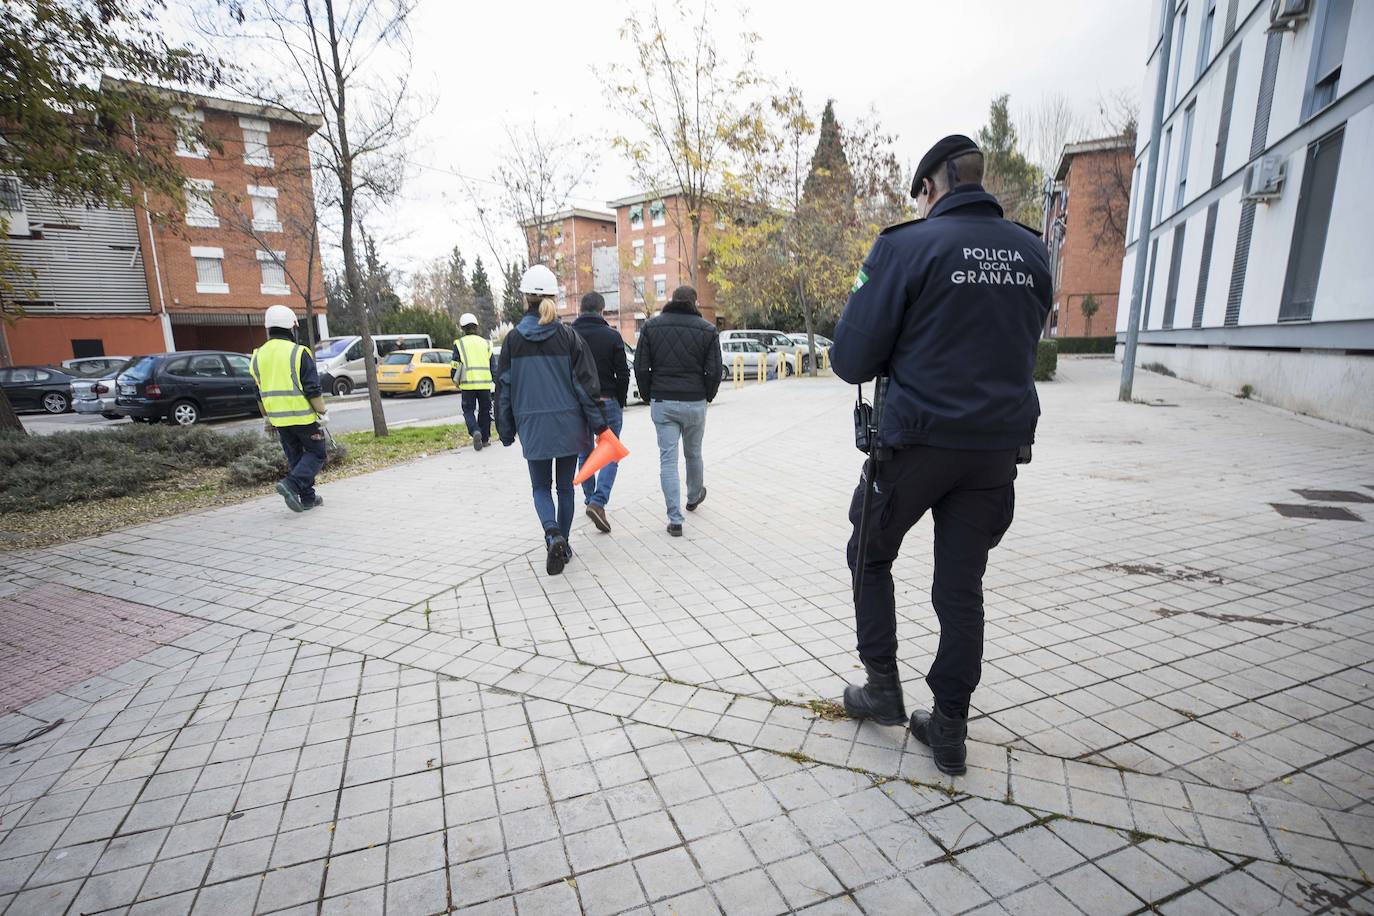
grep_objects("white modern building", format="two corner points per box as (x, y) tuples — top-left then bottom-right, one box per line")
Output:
(1118, 0), (1373, 430)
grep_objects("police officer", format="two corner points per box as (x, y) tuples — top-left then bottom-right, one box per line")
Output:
(452, 313), (496, 449)
(251, 305), (330, 512)
(831, 135), (1051, 775)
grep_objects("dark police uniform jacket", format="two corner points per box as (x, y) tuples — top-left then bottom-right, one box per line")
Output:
(832, 187), (1052, 451)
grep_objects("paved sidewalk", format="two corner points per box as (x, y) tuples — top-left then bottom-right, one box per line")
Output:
(1, 359), (1371, 914)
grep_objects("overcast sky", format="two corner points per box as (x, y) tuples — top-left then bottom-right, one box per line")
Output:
(231, 0), (1153, 291)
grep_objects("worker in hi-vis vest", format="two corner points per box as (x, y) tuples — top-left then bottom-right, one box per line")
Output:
(452, 312), (496, 450)
(250, 305), (329, 512)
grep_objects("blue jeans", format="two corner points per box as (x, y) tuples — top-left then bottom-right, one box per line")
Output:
(461, 390), (492, 443)
(528, 455), (577, 540)
(578, 399), (624, 507)
(650, 399), (707, 525)
(277, 423), (326, 506)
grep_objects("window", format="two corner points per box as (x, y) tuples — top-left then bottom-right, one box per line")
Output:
(184, 179), (217, 228)
(632, 239), (644, 266)
(1280, 127), (1344, 321)
(239, 117), (272, 167)
(174, 107), (207, 158)
(225, 354), (252, 377)
(654, 275), (666, 300)
(632, 277), (645, 302)
(248, 185), (280, 232)
(1306, 0), (1352, 117)
(192, 246), (227, 294)
(258, 250), (289, 294)
(1169, 4), (1188, 108)
(0, 176), (22, 211)
(1196, 0), (1216, 80)
(1175, 103), (1195, 210)
(653, 237), (666, 264)
(164, 357), (189, 376)
(649, 199), (666, 227)
(420, 351), (443, 364)
(629, 204), (644, 230)
(71, 339), (104, 359)
(188, 355), (229, 378)
(1127, 162), (1143, 242)
(1155, 127), (1173, 223)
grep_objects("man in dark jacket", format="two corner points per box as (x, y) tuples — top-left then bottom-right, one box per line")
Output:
(635, 285), (722, 537)
(572, 292), (632, 532)
(832, 135), (1051, 776)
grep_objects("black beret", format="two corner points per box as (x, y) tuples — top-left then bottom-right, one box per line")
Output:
(911, 134), (981, 198)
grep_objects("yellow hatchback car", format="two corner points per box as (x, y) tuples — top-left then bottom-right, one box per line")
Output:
(377, 348), (458, 398)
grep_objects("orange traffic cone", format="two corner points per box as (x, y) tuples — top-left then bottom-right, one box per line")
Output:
(573, 429), (630, 485)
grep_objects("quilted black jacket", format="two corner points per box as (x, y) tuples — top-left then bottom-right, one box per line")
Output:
(634, 302), (722, 403)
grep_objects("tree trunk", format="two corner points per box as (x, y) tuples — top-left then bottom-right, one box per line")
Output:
(688, 211), (700, 287)
(325, 0), (386, 437)
(797, 278), (818, 378)
(0, 319), (24, 433)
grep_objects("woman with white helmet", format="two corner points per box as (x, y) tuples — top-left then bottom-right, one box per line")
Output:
(496, 264), (608, 575)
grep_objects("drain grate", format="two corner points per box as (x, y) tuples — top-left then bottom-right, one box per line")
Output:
(1293, 489), (1374, 503)
(1270, 503), (1363, 521)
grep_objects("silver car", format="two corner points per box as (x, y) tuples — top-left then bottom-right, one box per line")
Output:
(720, 339), (779, 380)
(71, 357), (135, 419)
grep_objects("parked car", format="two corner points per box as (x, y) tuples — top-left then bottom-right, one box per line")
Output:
(72, 358), (137, 419)
(719, 339), (778, 380)
(377, 349), (457, 398)
(785, 333), (833, 369)
(63, 356), (133, 378)
(719, 329), (801, 374)
(114, 351), (260, 426)
(314, 333), (433, 396)
(0, 365), (77, 414)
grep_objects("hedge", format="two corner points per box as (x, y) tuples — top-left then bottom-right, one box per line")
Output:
(1054, 335), (1117, 354)
(1034, 340), (1058, 382)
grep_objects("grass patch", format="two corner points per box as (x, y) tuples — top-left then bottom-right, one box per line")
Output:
(0, 422), (470, 549)
(1140, 361), (1177, 377)
(803, 699), (850, 722)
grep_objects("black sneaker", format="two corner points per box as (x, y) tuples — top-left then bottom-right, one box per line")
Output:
(473, 438), (485, 451)
(276, 482), (304, 513)
(910, 707), (968, 775)
(687, 488), (707, 512)
(303, 495), (324, 510)
(667, 523), (683, 537)
(545, 532), (568, 575)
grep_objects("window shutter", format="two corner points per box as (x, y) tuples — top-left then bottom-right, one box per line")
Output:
(1142, 237), (1162, 329)
(1162, 224), (1187, 330)
(1223, 0), (1238, 41)
(1250, 32), (1283, 159)
(1192, 202), (1219, 328)
(1212, 49), (1241, 186)
(1224, 201), (1256, 326)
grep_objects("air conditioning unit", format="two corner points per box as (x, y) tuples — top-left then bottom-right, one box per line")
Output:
(1243, 155), (1286, 201)
(1269, 0), (1311, 30)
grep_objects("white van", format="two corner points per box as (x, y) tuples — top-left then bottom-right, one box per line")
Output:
(314, 333), (433, 395)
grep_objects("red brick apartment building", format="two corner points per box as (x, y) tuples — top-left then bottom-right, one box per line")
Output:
(1043, 137), (1134, 338)
(607, 189), (720, 341)
(1, 78), (325, 365)
(520, 208), (618, 321)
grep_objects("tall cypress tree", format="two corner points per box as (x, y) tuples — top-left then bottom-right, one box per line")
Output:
(444, 246), (473, 322)
(501, 258), (526, 325)
(471, 257), (496, 330)
(801, 100), (854, 214)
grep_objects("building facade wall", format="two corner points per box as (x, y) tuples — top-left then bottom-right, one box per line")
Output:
(613, 193), (719, 342)
(1050, 147), (1131, 338)
(5, 315), (166, 366)
(1117, 0), (1373, 426)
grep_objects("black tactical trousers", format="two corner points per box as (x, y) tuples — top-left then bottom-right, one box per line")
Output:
(847, 445), (1018, 717)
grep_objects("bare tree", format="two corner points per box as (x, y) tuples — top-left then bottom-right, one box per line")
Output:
(1018, 92), (1083, 181)
(1087, 90), (1140, 250)
(493, 122), (594, 266)
(202, 0), (422, 437)
(604, 2), (762, 286)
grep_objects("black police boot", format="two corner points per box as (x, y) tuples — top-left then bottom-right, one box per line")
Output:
(910, 706), (968, 775)
(842, 660), (906, 726)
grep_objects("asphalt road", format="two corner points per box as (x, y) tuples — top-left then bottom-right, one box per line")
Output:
(18, 391), (474, 436)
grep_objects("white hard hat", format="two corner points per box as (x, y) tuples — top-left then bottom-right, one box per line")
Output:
(459, 313), (478, 327)
(518, 264), (558, 296)
(264, 305), (298, 330)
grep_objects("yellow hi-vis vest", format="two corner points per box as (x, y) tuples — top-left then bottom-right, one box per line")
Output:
(454, 334), (494, 391)
(250, 337), (318, 427)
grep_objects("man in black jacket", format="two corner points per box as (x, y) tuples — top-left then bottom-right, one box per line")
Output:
(832, 135), (1051, 775)
(634, 285), (722, 537)
(572, 292), (632, 532)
